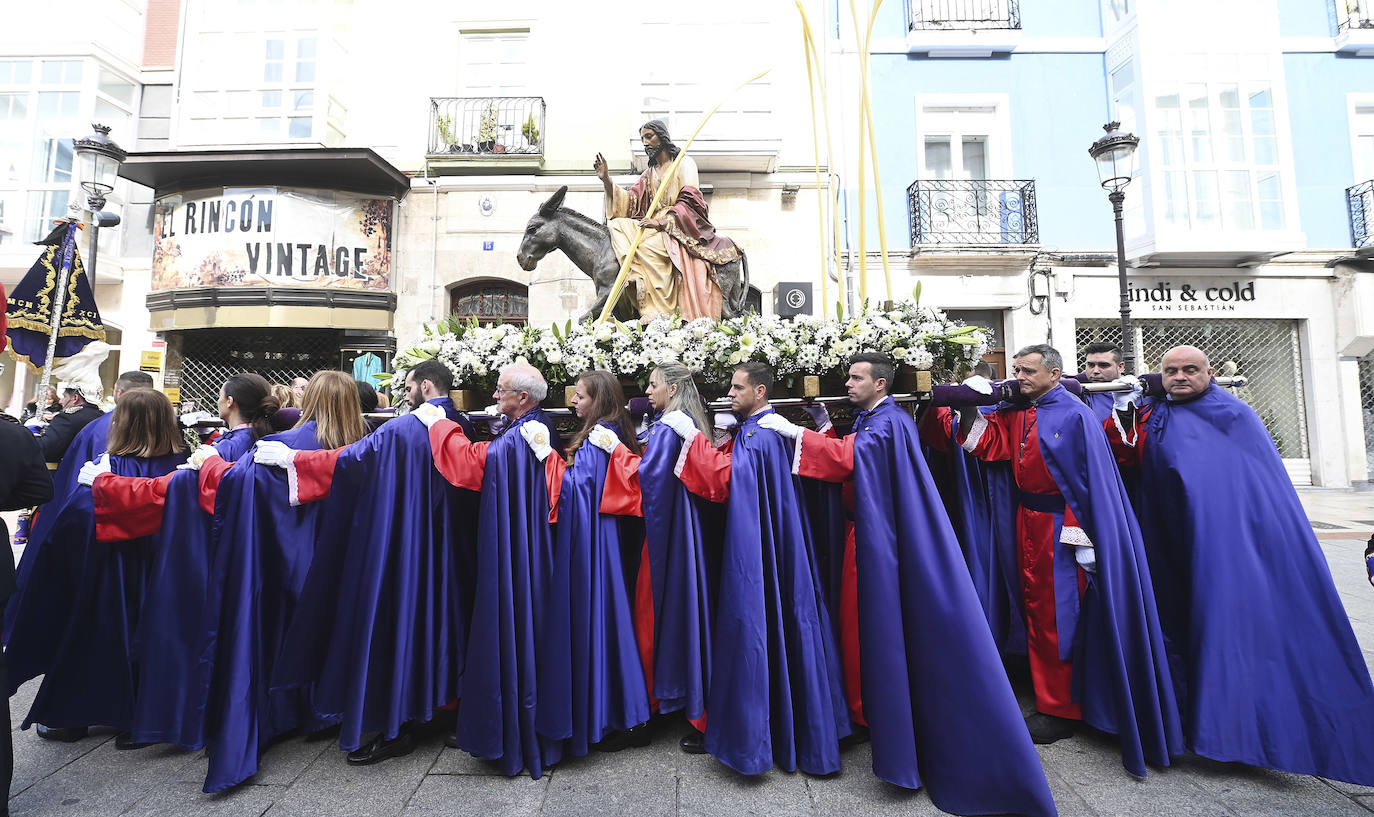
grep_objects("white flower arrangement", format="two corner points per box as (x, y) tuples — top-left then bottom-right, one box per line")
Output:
(391, 289), (986, 396)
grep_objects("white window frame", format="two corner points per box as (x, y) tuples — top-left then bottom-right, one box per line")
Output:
(1348, 93), (1374, 183)
(913, 94), (1013, 181)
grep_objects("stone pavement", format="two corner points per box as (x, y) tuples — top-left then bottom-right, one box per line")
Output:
(4, 488), (1374, 817)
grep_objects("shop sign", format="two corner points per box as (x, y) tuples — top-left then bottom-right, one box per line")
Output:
(1127, 280), (1257, 313)
(140, 351), (163, 372)
(151, 187), (392, 292)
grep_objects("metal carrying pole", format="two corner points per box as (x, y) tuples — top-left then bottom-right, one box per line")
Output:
(35, 221), (78, 405)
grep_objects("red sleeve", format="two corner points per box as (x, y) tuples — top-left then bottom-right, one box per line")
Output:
(428, 419), (490, 491)
(676, 432), (731, 503)
(958, 409), (1016, 462)
(545, 456), (566, 523)
(196, 455), (234, 515)
(918, 407), (956, 453)
(92, 472), (174, 542)
(1105, 407), (1147, 467)
(600, 445), (643, 517)
(794, 429), (855, 483)
(291, 448), (345, 505)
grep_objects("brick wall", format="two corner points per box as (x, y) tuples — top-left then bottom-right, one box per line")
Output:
(142, 0), (182, 69)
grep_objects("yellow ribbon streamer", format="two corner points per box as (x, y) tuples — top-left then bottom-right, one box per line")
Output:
(797, 3), (847, 317)
(596, 69), (771, 324)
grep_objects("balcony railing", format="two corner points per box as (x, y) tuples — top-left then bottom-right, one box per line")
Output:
(1350, 180), (1374, 249)
(908, 179), (1038, 245)
(1336, 1), (1374, 33)
(428, 97), (545, 156)
(908, 0), (1021, 30)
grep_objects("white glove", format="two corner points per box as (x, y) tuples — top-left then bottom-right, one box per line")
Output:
(587, 424), (621, 454)
(962, 375), (994, 395)
(712, 412), (739, 432)
(802, 403), (832, 432)
(1112, 375), (1143, 413)
(412, 402), (446, 429)
(177, 445), (222, 471)
(659, 410), (697, 441)
(179, 410), (214, 428)
(77, 455), (110, 486)
(757, 412), (803, 440)
(1074, 546), (1097, 573)
(253, 440), (298, 469)
(519, 420), (554, 462)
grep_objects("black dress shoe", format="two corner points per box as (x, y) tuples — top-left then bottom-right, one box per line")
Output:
(443, 732), (459, 749)
(115, 732), (154, 751)
(346, 728), (418, 765)
(679, 730), (705, 755)
(35, 725), (87, 742)
(1024, 712), (1077, 745)
(594, 723), (651, 753)
(839, 724), (870, 748)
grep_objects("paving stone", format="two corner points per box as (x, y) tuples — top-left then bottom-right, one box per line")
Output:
(8, 729), (113, 797)
(178, 735), (331, 789)
(8, 739), (201, 817)
(677, 751), (815, 817)
(429, 746), (516, 776)
(1038, 733), (1232, 817)
(123, 781), (285, 817)
(1177, 756), (1371, 817)
(400, 774), (548, 817)
(539, 738), (677, 817)
(258, 736), (442, 817)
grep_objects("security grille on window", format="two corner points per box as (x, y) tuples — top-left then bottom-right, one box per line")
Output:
(178, 329), (339, 410)
(1359, 351), (1374, 482)
(450, 282), (528, 326)
(1074, 318), (1309, 461)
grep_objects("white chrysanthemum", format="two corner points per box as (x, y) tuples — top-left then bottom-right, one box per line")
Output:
(908, 347), (935, 369)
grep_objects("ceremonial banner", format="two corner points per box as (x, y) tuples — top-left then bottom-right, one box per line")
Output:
(151, 187), (393, 291)
(5, 222), (106, 369)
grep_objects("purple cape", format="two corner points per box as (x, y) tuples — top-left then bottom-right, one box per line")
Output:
(847, 399), (1054, 816)
(195, 422), (327, 792)
(273, 417), (472, 754)
(638, 420), (719, 721)
(920, 409), (1025, 657)
(128, 427), (256, 750)
(453, 408), (562, 777)
(7, 451), (187, 730)
(704, 408), (849, 776)
(1030, 385), (1184, 776)
(1136, 385), (1374, 785)
(6, 411), (110, 643)
(535, 422), (650, 755)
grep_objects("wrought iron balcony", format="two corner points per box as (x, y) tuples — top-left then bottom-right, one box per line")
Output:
(1336, 0), (1374, 33)
(428, 97), (545, 156)
(908, 179), (1037, 245)
(1350, 180), (1374, 250)
(908, 0), (1021, 30)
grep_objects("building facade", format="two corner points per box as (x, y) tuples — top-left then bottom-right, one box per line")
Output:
(846, 0), (1374, 486)
(3, 0), (1373, 485)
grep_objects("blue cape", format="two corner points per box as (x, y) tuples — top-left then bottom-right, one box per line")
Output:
(849, 399), (1055, 816)
(6, 411), (110, 643)
(535, 422), (650, 755)
(704, 408), (849, 776)
(453, 408), (562, 777)
(7, 451), (187, 731)
(1030, 385), (1184, 776)
(1136, 385), (1374, 785)
(273, 417), (473, 755)
(638, 421), (719, 721)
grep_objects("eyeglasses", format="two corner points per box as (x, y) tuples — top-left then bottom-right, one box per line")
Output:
(494, 387), (522, 396)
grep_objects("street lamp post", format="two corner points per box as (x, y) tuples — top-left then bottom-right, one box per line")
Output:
(1087, 121), (1140, 374)
(73, 123), (126, 288)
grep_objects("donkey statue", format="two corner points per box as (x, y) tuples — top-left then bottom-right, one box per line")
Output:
(516, 186), (751, 323)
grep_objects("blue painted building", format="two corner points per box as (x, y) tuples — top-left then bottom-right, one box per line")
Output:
(837, 0), (1374, 485)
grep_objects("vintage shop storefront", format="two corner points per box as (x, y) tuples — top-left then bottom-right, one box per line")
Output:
(117, 148), (409, 409)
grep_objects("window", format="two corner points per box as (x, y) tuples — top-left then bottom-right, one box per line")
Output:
(39, 60), (82, 86)
(0, 93), (26, 120)
(295, 38), (316, 82)
(450, 281), (529, 325)
(26, 189), (68, 242)
(97, 68), (135, 106)
(458, 32), (530, 95)
(0, 60), (32, 85)
(32, 138), (73, 184)
(1351, 101), (1374, 182)
(36, 91), (78, 119)
(915, 98), (1010, 180)
(1151, 61), (1286, 231)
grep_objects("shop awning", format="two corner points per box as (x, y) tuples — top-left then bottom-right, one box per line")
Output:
(118, 147), (412, 199)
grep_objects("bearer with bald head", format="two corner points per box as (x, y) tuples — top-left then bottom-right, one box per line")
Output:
(1107, 344), (1374, 786)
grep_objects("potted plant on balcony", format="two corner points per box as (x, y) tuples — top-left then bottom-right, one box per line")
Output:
(436, 114), (459, 153)
(521, 113), (540, 150)
(477, 102), (499, 152)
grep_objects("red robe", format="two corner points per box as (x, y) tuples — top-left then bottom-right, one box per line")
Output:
(939, 405), (1088, 720)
